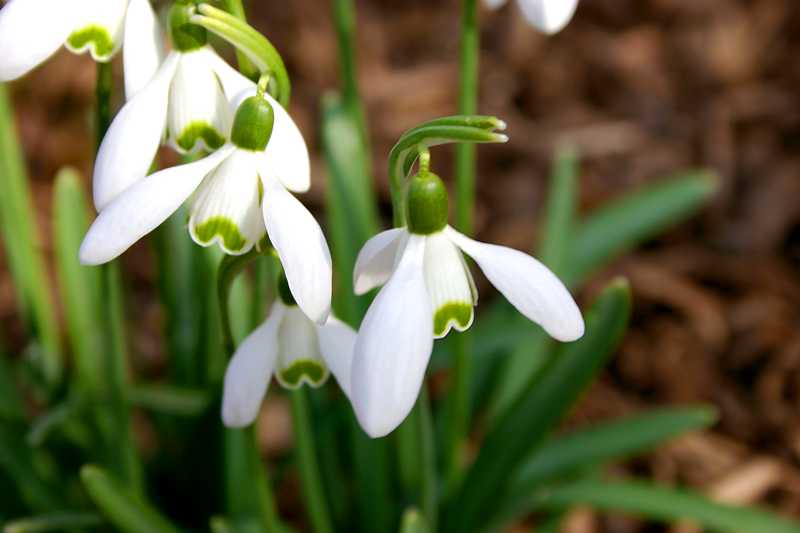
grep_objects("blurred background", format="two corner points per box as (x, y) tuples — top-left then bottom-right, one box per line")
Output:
(5, 0), (800, 530)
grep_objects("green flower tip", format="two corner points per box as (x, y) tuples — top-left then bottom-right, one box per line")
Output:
(231, 95), (275, 152)
(433, 302), (474, 338)
(278, 360), (329, 389)
(169, 2), (207, 51)
(192, 216), (249, 254)
(66, 25), (115, 61)
(406, 171), (449, 235)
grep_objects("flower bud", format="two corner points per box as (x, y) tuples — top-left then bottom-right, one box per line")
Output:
(169, 2), (207, 52)
(231, 95), (275, 152)
(406, 171), (449, 235)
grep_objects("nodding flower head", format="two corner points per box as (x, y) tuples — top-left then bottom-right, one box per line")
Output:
(485, 0), (579, 34)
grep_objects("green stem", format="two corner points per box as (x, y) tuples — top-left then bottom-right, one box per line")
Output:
(290, 390), (334, 533)
(332, 0), (370, 147)
(220, 0), (259, 80)
(95, 62), (113, 150)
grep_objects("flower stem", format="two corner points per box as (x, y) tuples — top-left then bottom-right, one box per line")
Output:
(95, 61), (113, 150)
(220, 0), (259, 80)
(290, 389), (334, 533)
(446, 0), (479, 487)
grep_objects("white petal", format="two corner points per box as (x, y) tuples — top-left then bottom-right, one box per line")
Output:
(0, 0), (78, 81)
(484, 0), (509, 9)
(167, 48), (232, 154)
(123, 0), (165, 100)
(516, 0), (579, 34)
(423, 232), (475, 338)
(446, 227), (584, 342)
(351, 235), (433, 438)
(80, 145), (234, 265)
(66, 0), (128, 61)
(261, 91), (310, 193)
(203, 48), (257, 104)
(261, 173), (332, 325)
(353, 228), (408, 295)
(316, 316), (357, 398)
(93, 52), (179, 211)
(275, 306), (329, 389)
(189, 150), (264, 255)
(222, 303), (285, 428)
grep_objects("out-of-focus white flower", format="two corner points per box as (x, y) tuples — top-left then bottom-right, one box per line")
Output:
(222, 283), (356, 428)
(350, 171), (584, 438)
(0, 0), (164, 98)
(485, 0), (579, 34)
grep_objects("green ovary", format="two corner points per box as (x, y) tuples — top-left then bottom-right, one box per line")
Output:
(193, 217), (247, 253)
(176, 122), (226, 152)
(433, 302), (474, 337)
(278, 360), (328, 388)
(67, 26), (115, 60)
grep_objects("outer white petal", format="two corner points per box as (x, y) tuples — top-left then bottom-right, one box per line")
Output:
(516, 0), (579, 34)
(189, 150), (264, 255)
(261, 173), (332, 325)
(275, 306), (329, 389)
(0, 0), (78, 81)
(222, 303), (285, 428)
(203, 49), (256, 104)
(261, 91), (311, 193)
(353, 228), (408, 295)
(484, 0), (509, 9)
(80, 145), (235, 265)
(123, 0), (165, 100)
(67, 0), (128, 61)
(351, 235), (433, 438)
(315, 317), (357, 398)
(93, 52), (179, 211)
(423, 232), (475, 338)
(167, 48), (232, 154)
(445, 227), (584, 342)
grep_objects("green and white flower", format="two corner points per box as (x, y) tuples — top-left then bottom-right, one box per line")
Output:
(80, 91), (330, 323)
(351, 171), (584, 437)
(222, 281), (356, 428)
(0, 0), (164, 98)
(485, 0), (579, 34)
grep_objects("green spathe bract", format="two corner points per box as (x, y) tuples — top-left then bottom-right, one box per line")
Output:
(231, 95), (275, 152)
(67, 25), (115, 60)
(176, 121), (226, 152)
(278, 360), (328, 388)
(193, 216), (247, 253)
(169, 2), (208, 52)
(434, 302), (473, 337)
(406, 171), (448, 235)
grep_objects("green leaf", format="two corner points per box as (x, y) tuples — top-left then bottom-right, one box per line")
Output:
(80, 465), (181, 533)
(0, 423), (64, 512)
(528, 478), (800, 533)
(492, 407), (718, 528)
(0, 84), (61, 387)
(399, 508), (430, 533)
(564, 171), (718, 286)
(447, 279), (632, 533)
(0, 353), (25, 421)
(3, 512), (103, 533)
(128, 385), (211, 417)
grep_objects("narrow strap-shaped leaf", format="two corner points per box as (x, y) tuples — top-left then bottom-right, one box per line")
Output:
(0, 423), (64, 512)
(528, 478), (800, 533)
(80, 465), (181, 533)
(3, 512), (103, 533)
(400, 509), (430, 533)
(128, 385), (211, 417)
(446, 279), (632, 533)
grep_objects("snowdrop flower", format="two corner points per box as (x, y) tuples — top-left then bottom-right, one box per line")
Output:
(222, 275), (356, 428)
(0, 0), (164, 98)
(485, 0), (579, 34)
(351, 170), (584, 437)
(92, 1), (256, 211)
(80, 90), (331, 323)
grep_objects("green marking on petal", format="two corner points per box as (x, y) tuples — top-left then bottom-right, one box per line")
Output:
(433, 302), (474, 337)
(193, 216), (248, 253)
(277, 360), (329, 389)
(66, 25), (115, 60)
(176, 121), (226, 153)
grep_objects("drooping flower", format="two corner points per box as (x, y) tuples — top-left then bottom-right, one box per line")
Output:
(351, 170), (584, 438)
(222, 275), (356, 428)
(0, 0), (164, 98)
(92, 2), (256, 211)
(485, 0), (579, 34)
(80, 90), (330, 323)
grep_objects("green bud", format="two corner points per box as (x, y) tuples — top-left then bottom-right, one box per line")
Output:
(169, 2), (207, 52)
(406, 171), (449, 235)
(277, 271), (297, 307)
(231, 96), (275, 152)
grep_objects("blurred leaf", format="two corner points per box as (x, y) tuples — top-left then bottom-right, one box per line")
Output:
(0, 353), (24, 421)
(528, 478), (800, 533)
(80, 465), (180, 533)
(0, 423), (63, 512)
(447, 279), (632, 533)
(3, 512), (102, 533)
(53, 168), (103, 397)
(0, 84), (61, 387)
(128, 385), (211, 417)
(492, 407), (718, 528)
(563, 171), (718, 286)
(399, 508), (429, 533)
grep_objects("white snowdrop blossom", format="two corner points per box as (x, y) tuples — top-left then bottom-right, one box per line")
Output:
(0, 0), (164, 98)
(485, 0), (579, 34)
(80, 90), (332, 324)
(350, 171), (584, 438)
(91, 3), (256, 211)
(222, 282), (357, 428)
